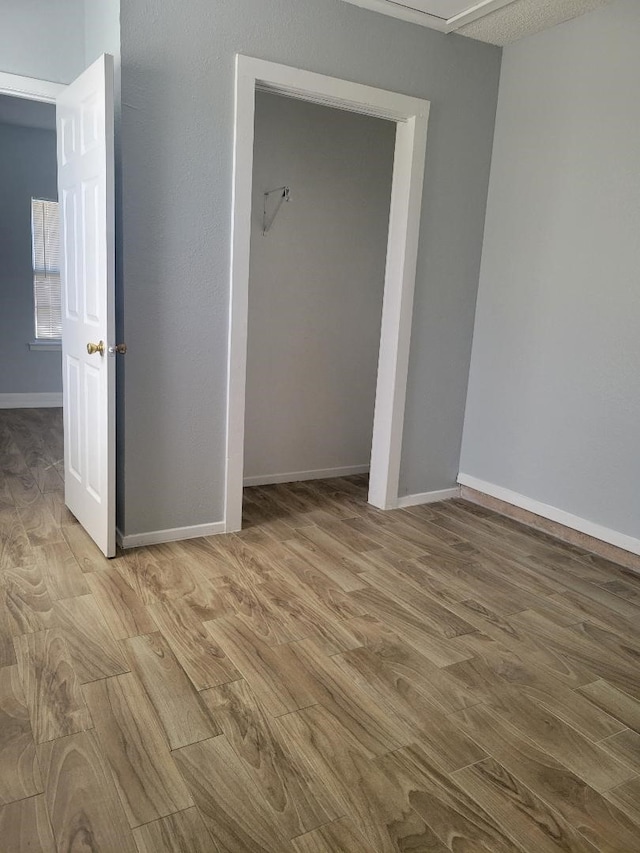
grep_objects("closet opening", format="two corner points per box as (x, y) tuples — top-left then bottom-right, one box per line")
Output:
(226, 57), (430, 531)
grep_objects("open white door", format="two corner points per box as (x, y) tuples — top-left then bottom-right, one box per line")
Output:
(57, 55), (116, 557)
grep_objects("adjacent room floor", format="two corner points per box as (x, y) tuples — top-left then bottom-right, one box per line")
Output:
(2, 409), (640, 852)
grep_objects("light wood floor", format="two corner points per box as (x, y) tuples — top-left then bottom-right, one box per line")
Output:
(2, 409), (640, 852)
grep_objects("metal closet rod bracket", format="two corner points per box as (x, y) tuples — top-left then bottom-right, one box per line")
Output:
(263, 186), (291, 235)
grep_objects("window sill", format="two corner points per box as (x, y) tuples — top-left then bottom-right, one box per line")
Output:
(28, 341), (61, 352)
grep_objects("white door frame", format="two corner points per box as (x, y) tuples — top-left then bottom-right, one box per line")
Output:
(226, 55), (430, 531)
(0, 71), (64, 103)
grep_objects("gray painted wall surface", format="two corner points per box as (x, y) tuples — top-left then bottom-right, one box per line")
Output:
(460, 0), (640, 539)
(119, 0), (501, 535)
(84, 0), (120, 64)
(0, 123), (61, 394)
(244, 93), (395, 482)
(0, 0), (85, 83)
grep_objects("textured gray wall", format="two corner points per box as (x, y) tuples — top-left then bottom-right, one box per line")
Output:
(460, 0), (640, 539)
(0, 123), (61, 394)
(0, 0), (85, 83)
(244, 93), (395, 482)
(119, 0), (501, 535)
(84, 0), (120, 64)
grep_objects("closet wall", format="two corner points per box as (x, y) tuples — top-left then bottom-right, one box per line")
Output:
(243, 92), (396, 485)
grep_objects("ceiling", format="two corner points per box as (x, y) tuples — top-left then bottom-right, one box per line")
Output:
(342, 0), (616, 45)
(0, 93), (56, 131)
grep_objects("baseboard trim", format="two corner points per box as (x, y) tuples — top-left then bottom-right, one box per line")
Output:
(117, 521), (227, 549)
(0, 392), (62, 409)
(243, 464), (370, 488)
(395, 487), (460, 509)
(458, 474), (640, 561)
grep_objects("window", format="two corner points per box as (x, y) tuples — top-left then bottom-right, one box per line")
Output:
(31, 198), (61, 340)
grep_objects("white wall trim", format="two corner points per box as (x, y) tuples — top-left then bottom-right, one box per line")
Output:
(244, 464), (370, 488)
(226, 55), (430, 532)
(395, 487), (460, 508)
(340, 0), (517, 33)
(458, 474), (640, 557)
(116, 521), (227, 549)
(0, 393), (63, 409)
(0, 71), (65, 103)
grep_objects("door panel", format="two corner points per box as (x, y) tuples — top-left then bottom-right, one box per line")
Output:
(57, 55), (116, 557)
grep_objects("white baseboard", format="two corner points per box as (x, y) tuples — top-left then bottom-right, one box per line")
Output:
(395, 487), (460, 509)
(0, 392), (62, 409)
(117, 521), (227, 549)
(243, 464), (370, 488)
(457, 474), (640, 557)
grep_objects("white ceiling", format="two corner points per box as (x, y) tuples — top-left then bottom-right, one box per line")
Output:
(343, 0), (616, 45)
(457, 0), (616, 44)
(0, 93), (56, 131)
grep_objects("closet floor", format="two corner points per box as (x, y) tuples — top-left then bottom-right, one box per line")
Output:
(2, 408), (640, 852)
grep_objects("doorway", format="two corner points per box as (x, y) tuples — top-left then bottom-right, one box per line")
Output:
(226, 56), (431, 531)
(244, 92), (396, 497)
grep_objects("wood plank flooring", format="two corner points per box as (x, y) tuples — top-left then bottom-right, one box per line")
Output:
(1, 408), (640, 851)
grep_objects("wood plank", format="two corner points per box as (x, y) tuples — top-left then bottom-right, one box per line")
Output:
(0, 795), (56, 853)
(5, 470), (41, 507)
(346, 615), (479, 714)
(0, 664), (43, 804)
(349, 586), (474, 668)
(149, 598), (241, 690)
(290, 637), (406, 756)
(357, 558), (477, 639)
(2, 562), (57, 636)
(62, 522), (113, 571)
(17, 498), (64, 547)
(0, 508), (32, 570)
(332, 645), (486, 771)
(84, 672), (193, 828)
(577, 679), (640, 734)
(452, 599), (598, 688)
(174, 735), (290, 852)
(598, 729), (640, 776)
(482, 684), (636, 792)
(452, 758), (599, 853)
(255, 570), (363, 654)
(292, 818), (371, 853)
(123, 631), (220, 749)
(453, 702), (640, 853)
(86, 567), (156, 640)
(204, 616), (316, 716)
(202, 679), (339, 837)
(377, 743), (521, 853)
(276, 703), (447, 853)
(0, 579), (17, 667)
(34, 540), (90, 600)
(285, 531), (368, 592)
(38, 729), (137, 852)
(133, 807), (214, 853)
(14, 628), (92, 743)
(447, 631), (626, 742)
(603, 777), (640, 829)
(53, 593), (129, 683)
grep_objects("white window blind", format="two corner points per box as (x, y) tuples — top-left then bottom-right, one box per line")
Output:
(31, 198), (61, 340)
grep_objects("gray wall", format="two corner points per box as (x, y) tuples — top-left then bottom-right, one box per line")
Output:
(0, 122), (61, 394)
(244, 93), (395, 483)
(84, 0), (120, 64)
(0, 0), (85, 83)
(119, 0), (501, 536)
(460, 0), (640, 539)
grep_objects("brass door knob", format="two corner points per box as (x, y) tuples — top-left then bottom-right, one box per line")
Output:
(87, 341), (105, 356)
(108, 344), (127, 355)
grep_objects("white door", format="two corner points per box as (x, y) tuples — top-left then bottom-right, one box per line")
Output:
(57, 55), (116, 557)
